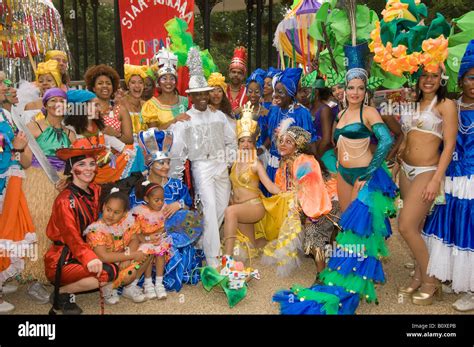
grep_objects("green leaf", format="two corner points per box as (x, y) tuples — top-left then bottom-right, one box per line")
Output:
(380, 21), (398, 46)
(355, 5), (370, 29)
(370, 64), (407, 89)
(328, 10), (350, 45)
(316, 2), (330, 22)
(367, 76), (384, 91)
(448, 30), (474, 47)
(426, 13), (451, 40)
(308, 20), (324, 41)
(369, 9), (379, 26)
(290, 0), (301, 11)
(407, 25), (429, 53)
(453, 11), (474, 32)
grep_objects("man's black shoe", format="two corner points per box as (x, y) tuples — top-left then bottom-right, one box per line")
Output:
(49, 293), (83, 315)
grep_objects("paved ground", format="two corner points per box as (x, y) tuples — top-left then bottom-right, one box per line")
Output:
(4, 221), (472, 315)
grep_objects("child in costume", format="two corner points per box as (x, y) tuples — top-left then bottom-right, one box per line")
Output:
(85, 188), (152, 304)
(133, 128), (204, 292)
(131, 182), (172, 300)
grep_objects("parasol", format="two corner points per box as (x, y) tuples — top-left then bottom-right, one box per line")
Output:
(273, 0), (322, 70)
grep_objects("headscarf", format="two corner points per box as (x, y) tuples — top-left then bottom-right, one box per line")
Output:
(124, 64), (147, 85)
(41, 87), (67, 116)
(246, 68), (266, 94)
(345, 68), (368, 87)
(42, 88), (67, 106)
(36, 60), (62, 87)
(266, 67), (281, 79)
(208, 72), (227, 91)
(273, 68), (303, 100)
(66, 89), (97, 104)
(45, 50), (68, 62)
(459, 40), (474, 80)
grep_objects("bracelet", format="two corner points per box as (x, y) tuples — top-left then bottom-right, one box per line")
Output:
(12, 148), (25, 153)
(178, 199), (185, 209)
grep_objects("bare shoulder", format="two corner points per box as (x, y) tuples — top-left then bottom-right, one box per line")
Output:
(363, 105), (382, 123)
(26, 119), (42, 137)
(363, 105), (380, 115)
(438, 98), (457, 112)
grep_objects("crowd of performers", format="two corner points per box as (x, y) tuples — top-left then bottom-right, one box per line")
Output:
(0, 38), (473, 315)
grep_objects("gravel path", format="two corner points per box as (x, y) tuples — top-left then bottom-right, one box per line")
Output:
(4, 223), (472, 315)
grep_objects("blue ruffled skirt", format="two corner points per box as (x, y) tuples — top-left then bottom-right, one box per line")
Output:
(273, 167), (398, 314)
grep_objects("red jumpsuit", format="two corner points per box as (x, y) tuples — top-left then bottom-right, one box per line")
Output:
(44, 183), (117, 284)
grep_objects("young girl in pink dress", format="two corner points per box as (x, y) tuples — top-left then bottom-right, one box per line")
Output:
(131, 182), (172, 300)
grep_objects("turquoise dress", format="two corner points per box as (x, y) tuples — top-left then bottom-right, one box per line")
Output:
(31, 122), (72, 171)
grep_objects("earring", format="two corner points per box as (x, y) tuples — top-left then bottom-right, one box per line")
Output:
(364, 92), (369, 106)
(343, 91), (347, 109)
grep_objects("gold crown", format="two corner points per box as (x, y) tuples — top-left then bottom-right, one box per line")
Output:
(237, 102), (259, 140)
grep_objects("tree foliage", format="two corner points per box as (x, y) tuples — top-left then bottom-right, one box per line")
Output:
(52, 0), (472, 79)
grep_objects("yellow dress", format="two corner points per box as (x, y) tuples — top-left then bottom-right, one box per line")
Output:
(141, 96), (188, 127)
(129, 111), (148, 135)
(228, 161), (290, 262)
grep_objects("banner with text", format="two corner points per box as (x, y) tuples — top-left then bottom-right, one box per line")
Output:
(119, 0), (194, 94)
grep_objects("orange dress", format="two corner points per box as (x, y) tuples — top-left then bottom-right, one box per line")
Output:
(72, 127), (141, 184)
(85, 214), (138, 254)
(85, 213), (140, 288)
(131, 205), (172, 257)
(0, 110), (36, 284)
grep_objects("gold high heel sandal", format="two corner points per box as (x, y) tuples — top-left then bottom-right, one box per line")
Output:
(412, 282), (443, 306)
(398, 277), (421, 297)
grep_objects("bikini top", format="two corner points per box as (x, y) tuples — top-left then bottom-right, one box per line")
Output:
(401, 96), (443, 139)
(230, 161), (260, 193)
(333, 104), (372, 143)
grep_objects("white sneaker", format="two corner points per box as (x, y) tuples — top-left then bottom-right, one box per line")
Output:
(122, 284), (146, 303)
(155, 283), (167, 300)
(144, 283), (157, 300)
(0, 300), (15, 313)
(102, 284), (120, 305)
(1, 283), (18, 295)
(452, 293), (474, 312)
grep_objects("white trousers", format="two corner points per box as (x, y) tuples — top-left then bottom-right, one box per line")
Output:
(192, 164), (231, 267)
